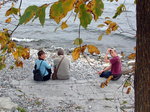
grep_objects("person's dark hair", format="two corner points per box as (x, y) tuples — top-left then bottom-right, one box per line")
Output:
(37, 50), (45, 57)
(57, 48), (64, 56)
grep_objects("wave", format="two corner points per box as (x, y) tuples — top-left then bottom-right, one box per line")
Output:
(12, 37), (35, 42)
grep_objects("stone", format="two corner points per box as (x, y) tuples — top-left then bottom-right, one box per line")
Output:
(0, 97), (18, 111)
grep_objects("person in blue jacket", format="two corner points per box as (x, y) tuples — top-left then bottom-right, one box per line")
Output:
(35, 50), (52, 81)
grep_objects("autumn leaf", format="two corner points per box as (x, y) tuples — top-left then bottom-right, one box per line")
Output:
(21, 48), (30, 59)
(87, 45), (100, 54)
(61, 21), (68, 30)
(72, 47), (81, 60)
(98, 34), (103, 40)
(80, 45), (87, 53)
(15, 60), (23, 68)
(100, 82), (105, 88)
(5, 7), (20, 16)
(104, 20), (112, 25)
(73, 38), (83, 45)
(106, 28), (111, 35)
(97, 24), (105, 27)
(124, 80), (132, 88)
(5, 17), (12, 23)
(105, 17), (110, 19)
(112, 25), (118, 31)
(113, 4), (126, 18)
(128, 53), (136, 59)
(126, 87), (131, 94)
(87, 0), (104, 21)
(79, 4), (92, 28)
(0, 63), (6, 70)
(50, 0), (75, 24)
(19, 5), (38, 24)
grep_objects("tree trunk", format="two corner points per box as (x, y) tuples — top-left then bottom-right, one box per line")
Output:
(135, 0), (150, 112)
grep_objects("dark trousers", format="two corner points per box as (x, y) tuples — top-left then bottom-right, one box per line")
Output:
(100, 71), (122, 81)
(43, 69), (51, 81)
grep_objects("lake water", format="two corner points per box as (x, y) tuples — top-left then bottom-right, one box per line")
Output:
(0, 0), (136, 54)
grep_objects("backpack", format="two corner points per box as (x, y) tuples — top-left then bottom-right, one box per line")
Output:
(33, 61), (43, 81)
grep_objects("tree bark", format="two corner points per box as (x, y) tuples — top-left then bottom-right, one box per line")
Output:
(135, 0), (150, 112)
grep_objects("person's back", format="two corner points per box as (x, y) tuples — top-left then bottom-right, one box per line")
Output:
(53, 49), (70, 80)
(54, 56), (70, 80)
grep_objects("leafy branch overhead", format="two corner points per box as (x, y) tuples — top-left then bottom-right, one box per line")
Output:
(17, 0), (104, 28)
(0, 31), (30, 70)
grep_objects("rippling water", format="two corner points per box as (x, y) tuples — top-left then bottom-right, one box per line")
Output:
(0, 0), (136, 54)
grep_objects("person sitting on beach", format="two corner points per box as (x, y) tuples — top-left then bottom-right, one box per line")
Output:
(34, 50), (52, 81)
(98, 48), (122, 80)
(53, 48), (70, 80)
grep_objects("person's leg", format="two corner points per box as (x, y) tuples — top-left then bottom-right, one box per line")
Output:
(112, 74), (122, 81)
(100, 71), (112, 78)
(43, 74), (50, 81)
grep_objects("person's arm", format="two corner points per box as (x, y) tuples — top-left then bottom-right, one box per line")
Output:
(104, 48), (111, 63)
(44, 61), (51, 69)
(98, 64), (111, 75)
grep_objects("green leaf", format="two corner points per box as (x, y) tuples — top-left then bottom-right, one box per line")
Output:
(98, 34), (103, 40)
(92, 0), (104, 21)
(73, 38), (83, 45)
(79, 4), (92, 28)
(113, 4), (126, 18)
(0, 63), (6, 70)
(38, 4), (48, 26)
(19, 5), (38, 25)
(50, 0), (75, 24)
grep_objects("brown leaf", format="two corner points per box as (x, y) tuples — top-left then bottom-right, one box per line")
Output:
(5, 17), (12, 23)
(128, 53), (136, 59)
(15, 60), (23, 68)
(126, 87), (131, 94)
(80, 45), (87, 53)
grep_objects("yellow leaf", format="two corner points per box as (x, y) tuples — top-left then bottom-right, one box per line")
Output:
(21, 48), (30, 59)
(50, 0), (76, 23)
(128, 53), (136, 59)
(98, 34), (103, 41)
(106, 28), (111, 35)
(105, 17), (110, 19)
(5, 17), (12, 23)
(72, 47), (81, 60)
(97, 24), (105, 27)
(104, 20), (112, 25)
(61, 21), (68, 30)
(112, 25), (118, 31)
(109, 22), (117, 29)
(87, 45), (100, 54)
(12, 51), (19, 60)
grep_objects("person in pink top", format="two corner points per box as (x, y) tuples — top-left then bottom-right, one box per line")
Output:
(98, 48), (122, 80)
